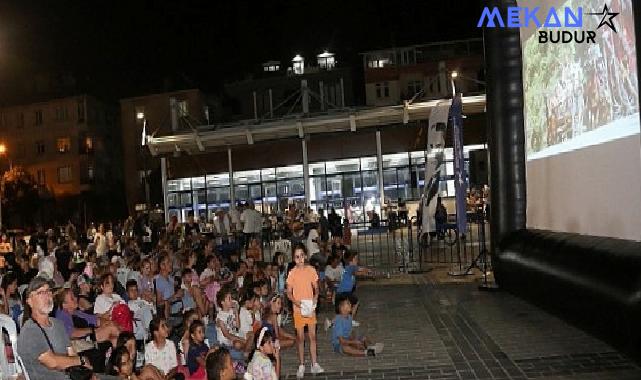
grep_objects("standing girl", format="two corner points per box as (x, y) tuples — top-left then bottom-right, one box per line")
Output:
(286, 244), (324, 378)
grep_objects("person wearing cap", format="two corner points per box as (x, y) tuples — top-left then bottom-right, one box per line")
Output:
(18, 276), (92, 380)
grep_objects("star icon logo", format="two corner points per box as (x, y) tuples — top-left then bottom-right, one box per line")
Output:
(587, 4), (620, 33)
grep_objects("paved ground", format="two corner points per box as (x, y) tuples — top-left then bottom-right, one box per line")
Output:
(278, 271), (641, 379)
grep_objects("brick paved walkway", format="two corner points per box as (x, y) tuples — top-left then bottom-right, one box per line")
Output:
(278, 275), (641, 379)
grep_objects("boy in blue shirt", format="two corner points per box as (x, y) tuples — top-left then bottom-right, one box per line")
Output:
(332, 296), (383, 356)
(335, 251), (372, 325)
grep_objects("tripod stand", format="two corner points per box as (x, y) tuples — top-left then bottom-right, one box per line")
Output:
(465, 206), (498, 290)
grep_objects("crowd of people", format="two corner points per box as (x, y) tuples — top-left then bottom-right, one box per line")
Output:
(0, 202), (383, 380)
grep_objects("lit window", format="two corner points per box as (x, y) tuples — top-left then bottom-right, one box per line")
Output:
(88, 164), (94, 179)
(317, 52), (335, 70)
(292, 55), (304, 75)
(85, 137), (93, 151)
(135, 106), (145, 121)
(57, 137), (71, 153)
(58, 166), (73, 184)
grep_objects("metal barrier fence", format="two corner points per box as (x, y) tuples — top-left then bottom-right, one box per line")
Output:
(258, 210), (490, 275)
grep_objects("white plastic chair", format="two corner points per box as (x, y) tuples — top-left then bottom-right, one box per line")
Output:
(0, 313), (26, 379)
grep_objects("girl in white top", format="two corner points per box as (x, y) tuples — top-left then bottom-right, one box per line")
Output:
(245, 327), (280, 380)
(239, 292), (260, 342)
(94, 273), (124, 316)
(145, 317), (179, 377)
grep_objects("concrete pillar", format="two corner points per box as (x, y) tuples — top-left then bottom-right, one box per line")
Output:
(376, 130), (385, 214)
(302, 138), (310, 207)
(253, 91), (258, 120)
(161, 157), (169, 224)
(301, 80), (309, 114)
(228, 148), (235, 208)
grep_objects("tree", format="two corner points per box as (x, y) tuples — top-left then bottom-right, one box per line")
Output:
(0, 166), (51, 228)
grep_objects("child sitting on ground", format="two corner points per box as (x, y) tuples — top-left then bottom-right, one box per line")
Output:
(216, 286), (252, 353)
(324, 254), (344, 304)
(244, 327), (280, 380)
(332, 296), (383, 357)
(186, 320), (209, 378)
(205, 347), (236, 380)
(326, 251), (372, 330)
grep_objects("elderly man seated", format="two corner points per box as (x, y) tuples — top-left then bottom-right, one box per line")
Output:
(18, 276), (92, 380)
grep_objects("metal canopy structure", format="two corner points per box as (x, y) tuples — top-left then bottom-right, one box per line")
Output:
(146, 95), (486, 156)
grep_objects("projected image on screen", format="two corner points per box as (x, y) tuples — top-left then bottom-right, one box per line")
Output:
(522, 0), (639, 160)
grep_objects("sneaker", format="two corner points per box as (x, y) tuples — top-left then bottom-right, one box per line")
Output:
(352, 320), (360, 327)
(324, 318), (332, 331)
(311, 363), (324, 374)
(296, 364), (305, 379)
(366, 348), (376, 357)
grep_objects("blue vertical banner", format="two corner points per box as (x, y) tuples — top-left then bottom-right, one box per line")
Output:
(450, 93), (468, 235)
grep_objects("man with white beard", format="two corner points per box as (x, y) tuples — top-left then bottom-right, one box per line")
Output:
(18, 276), (92, 379)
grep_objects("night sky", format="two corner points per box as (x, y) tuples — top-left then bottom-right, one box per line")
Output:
(0, 1), (482, 102)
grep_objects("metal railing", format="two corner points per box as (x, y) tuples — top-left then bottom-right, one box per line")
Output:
(256, 209), (490, 275)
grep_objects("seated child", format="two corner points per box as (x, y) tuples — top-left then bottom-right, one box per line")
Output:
(332, 296), (383, 357)
(126, 280), (155, 343)
(186, 320), (209, 378)
(324, 254), (344, 304)
(215, 287), (252, 352)
(205, 347), (236, 380)
(245, 327), (280, 380)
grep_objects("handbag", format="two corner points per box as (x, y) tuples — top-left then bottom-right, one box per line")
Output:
(32, 318), (94, 380)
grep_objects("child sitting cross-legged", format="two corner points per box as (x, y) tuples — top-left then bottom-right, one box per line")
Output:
(216, 286), (253, 353)
(332, 295), (383, 357)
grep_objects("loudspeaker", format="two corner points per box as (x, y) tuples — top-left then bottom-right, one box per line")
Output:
(469, 149), (488, 188)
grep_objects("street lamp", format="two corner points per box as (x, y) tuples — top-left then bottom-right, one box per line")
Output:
(450, 71), (458, 96)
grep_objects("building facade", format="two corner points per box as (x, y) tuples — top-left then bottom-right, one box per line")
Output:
(224, 52), (355, 120)
(361, 39), (484, 106)
(0, 95), (124, 222)
(119, 89), (216, 213)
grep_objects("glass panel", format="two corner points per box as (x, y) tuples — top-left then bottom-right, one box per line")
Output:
(382, 152), (409, 168)
(311, 176), (327, 211)
(167, 180), (180, 192)
(447, 179), (455, 196)
(276, 164), (304, 180)
(180, 178), (192, 191)
(261, 168), (276, 181)
(361, 170), (380, 217)
(309, 162), (325, 176)
(194, 189), (207, 204)
(360, 156), (378, 171)
(262, 182), (277, 214)
(234, 170), (261, 184)
(168, 193), (179, 208)
(383, 169), (398, 201)
(397, 168), (411, 200)
(235, 185), (249, 202)
(206, 173), (230, 187)
(325, 157), (360, 174)
(192, 177), (205, 189)
(277, 178), (305, 197)
(207, 187), (230, 208)
(180, 193), (192, 207)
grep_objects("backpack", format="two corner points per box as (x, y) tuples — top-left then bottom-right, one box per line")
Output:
(111, 303), (134, 333)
